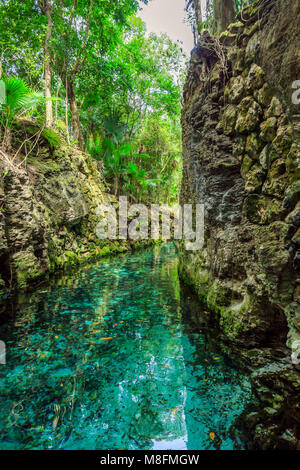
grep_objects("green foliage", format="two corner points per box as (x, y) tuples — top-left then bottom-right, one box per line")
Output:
(0, 76), (35, 146)
(0, 76), (60, 146)
(87, 134), (103, 160)
(0, 1), (185, 205)
(81, 18), (186, 204)
(0, 77), (30, 118)
(103, 112), (127, 144)
(136, 114), (182, 204)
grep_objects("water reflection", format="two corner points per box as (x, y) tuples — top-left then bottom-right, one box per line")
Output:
(0, 244), (252, 450)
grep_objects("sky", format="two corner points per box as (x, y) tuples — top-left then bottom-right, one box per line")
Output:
(138, 0), (195, 55)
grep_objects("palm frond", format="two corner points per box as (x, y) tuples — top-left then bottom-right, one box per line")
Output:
(3, 77), (30, 112)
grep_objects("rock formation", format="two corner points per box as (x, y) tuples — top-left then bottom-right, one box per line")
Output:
(179, 0), (300, 449)
(0, 122), (134, 295)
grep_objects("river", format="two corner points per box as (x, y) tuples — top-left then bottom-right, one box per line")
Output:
(0, 244), (252, 450)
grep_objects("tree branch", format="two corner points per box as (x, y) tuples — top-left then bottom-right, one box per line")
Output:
(72, 0), (94, 75)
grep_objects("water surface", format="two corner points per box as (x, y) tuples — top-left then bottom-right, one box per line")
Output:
(0, 244), (252, 450)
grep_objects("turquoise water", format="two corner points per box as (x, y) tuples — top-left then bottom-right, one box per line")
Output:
(0, 244), (252, 450)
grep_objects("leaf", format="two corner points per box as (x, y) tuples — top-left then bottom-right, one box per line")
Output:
(3, 76), (29, 111)
(209, 432), (215, 441)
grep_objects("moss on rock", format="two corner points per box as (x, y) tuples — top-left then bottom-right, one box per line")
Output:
(236, 97), (262, 134)
(245, 133), (263, 160)
(260, 117), (278, 143)
(220, 104), (238, 135)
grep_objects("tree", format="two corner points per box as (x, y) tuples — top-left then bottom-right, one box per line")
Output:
(41, 0), (53, 127)
(84, 21), (186, 203)
(0, 0), (55, 126)
(186, 0), (240, 36)
(0, 0), (185, 205)
(185, 0), (203, 45)
(194, 1), (202, 40)
(213, 0), (235, 33)
(50, 1), (148, 149)
(0, 1), (45, 88)
(0, 0), (149, 150)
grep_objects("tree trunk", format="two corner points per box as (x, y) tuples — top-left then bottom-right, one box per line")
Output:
(55, 81), (61, 123)
(64, 77), (70, 144)
(167, 173), (172, 204)
(193, 0), (202, 43)
(214, 0), (235, 34)
(3, 127), (11, 151)
(114, 174), (118, 197)
(44, 0), (53, 128)
(67, 78), (84, 150)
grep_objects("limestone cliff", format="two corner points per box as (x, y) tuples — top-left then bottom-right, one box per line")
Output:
(0, 122), (132, 295)
(179, 0), (300, 449)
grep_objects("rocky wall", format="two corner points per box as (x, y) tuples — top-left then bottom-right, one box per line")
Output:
(179, 0), (300, 449)
(0, 123), (137, 296)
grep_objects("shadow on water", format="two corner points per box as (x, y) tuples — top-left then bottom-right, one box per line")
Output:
(0, 244), (252, 450)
